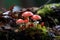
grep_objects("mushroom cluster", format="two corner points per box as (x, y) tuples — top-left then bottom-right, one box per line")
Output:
(16, 11), (42, 30)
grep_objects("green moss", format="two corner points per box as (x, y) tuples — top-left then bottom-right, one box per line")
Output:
(37, 3), (60, 16)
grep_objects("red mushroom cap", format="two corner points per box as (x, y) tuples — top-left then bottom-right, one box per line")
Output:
(24, 19), (29, 23)
(16, 19), (24, 24)
(31, 15), (41, 21)
(22, 11), (33, 17)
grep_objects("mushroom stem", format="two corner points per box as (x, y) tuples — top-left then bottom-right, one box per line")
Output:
(34, 21), (39, 28)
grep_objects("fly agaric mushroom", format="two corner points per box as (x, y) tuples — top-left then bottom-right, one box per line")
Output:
(31, 15), (41, 21)
(24, 19), (29, 23)
(22, 11), (33, 17)
(31, 15), (41, 27)
(16, 19), (24, 24)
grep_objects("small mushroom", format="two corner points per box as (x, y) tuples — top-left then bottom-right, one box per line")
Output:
(31, 15), (41, 27)
(22, 11), (33, 18)
(31, 15), (41, 21)
(16, 19), (24, 24)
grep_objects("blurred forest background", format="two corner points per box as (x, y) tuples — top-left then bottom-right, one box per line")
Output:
(0, 0), (60, 9)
